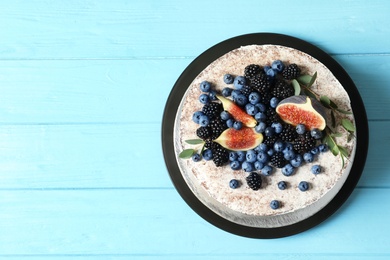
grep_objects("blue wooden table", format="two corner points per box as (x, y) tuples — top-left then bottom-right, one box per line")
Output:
(0, 1), (389, 259)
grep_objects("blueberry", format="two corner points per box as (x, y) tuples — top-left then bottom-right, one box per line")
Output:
(311, 128), (322, 139)
(256, 151), (269, 163)
(231, 89), (241, 101)
(235, 94), (248, 106)
(258, 143), (269, 152)
(303, 152), (314, 163)
(236, 151), (246, 162)
(255, 111), (267, 122)
(263, 66), (271, 74)
(246, 150), (257, 163)
(311, 165), (322, 174)
(298, 181), (310, 191)
(199, 93), (210, 104)
(282, 143), (293, 153)
(270, 97), (280, 108)
(254, 161), (264, 170)
(224, 74), (234, 84)
(202, 149), (213, 161)
(229, 179), (240, 189)
(199, 115), (210, 127)
(230, 160), (241, 170)
(245, 103), (259, 116)
(284, 150), (296, 161)
(229, 151), (238, 161)
(264, 126), (275, 137)
(266, 68), (277, 78)
(192, 153), (201, 162)
(192, 111), (205, 124)
(222, 87), (233, 97)
(271, 122), (283, 134)
(255, 122), (266, 133)
(290, 154), (303, 167)
(200, 81), (211, 92)
(226, 118), (234, 128)
(249, 92), (261, 104)
(271, 60), (285, 72)
(310, 147), (319, 155)
(282, 163), (295, 176)
(261, 165), (273, 176)
(267, 148), (275, 157)
(274, 141), (285, 152)
(278, 181), (287, 190)
(220, 110), (230, 121)
(242, 161), (254, 172)
(233, 121), (243, 130)
(208, 90), (217, 101)
(270, 200), (280, 210)
(296, 124), (306, 135)
(233, 76), (246, 90)
(318, 144), (329, 153)
(255, 102), (266, 112)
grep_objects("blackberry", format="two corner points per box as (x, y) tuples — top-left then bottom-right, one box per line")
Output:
(260, 92), (273, 105)
(204, 140), (213, 149)
(239, 85), (254, 98)
(278, 124), (297, 143)
(293, 132), (317, 154)
(265, 107), (280, 125)
(250, 74), (271, 94)
(263, 135), (278, 148)
(270, 152), (288, 168)
(244, 64), (262, 78)
(271, 80), (294, 100)
(202, 102), (223, 119)
(209, 118), (227, 140)
(246, 172), (262, 190)
(196, 126), (212, 140)
(212, 142), (229, 167)
(282, 64), (301, 80)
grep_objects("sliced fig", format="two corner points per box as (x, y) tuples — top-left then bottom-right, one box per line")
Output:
(214, 127), (263, 151)
(216, 95), (257, 127)
(276, 95), (327, 130)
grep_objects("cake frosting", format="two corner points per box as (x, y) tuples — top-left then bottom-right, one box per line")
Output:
(174, 45), (356, 228)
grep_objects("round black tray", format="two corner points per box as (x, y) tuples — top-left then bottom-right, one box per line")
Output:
(162, 33), (368, 238)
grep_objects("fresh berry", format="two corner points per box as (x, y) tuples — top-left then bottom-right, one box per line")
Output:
(223, 74), (234, 84)
(246, 150), (257, 163)
(208, 90), (217, 101)
(220, 110), (230, 121)
(271, 60), (285, 72)
(318, 144), (329, 153)
(192, 153), (201, 162)
(255, 102), (266, 112)
(271, 80), (294, 100)
(231, 89), (241, 101)
(233, 76), (247, 90)
(242, 161), (254, 172)
(256, 151), (269, 164)
(199, 93), (210, 104)
(226, 118), (234, 128)
(282, 163), (295, 176)
(265, 107), (280, 125)
(311, 165), (322, 174)
(282, 142), (294, 153)
(235, 94), (248, 106)
(239, 85), (254, 98)
(255, 122), (266, 133)
(192, 111), (205, 124)
(199, 115), (210, 127)
(229, 151), (238, 161)
(248, 92), (261, 104)
(255, 111), (266, 122)
(303, 152), (314, 163)
(298, 181), (310, 191)
(271, 122), (283, 134)
(290, 154), (303, 167)
(274, 141), (285, 152)
(270, 152), (288, 168)
(278, 181), (287, 190)
(293, 132), (317, 154)
(202, 102), (223, 119)
(233, 121), (243, 130)
(283, 149), (296, 161)
(229, 179), (240, 189)
(258, 143), (269, 152)
(310, 146), (319, 155)
(200, 81), (212, 92)
(282, 64), (301, 80)
(267, 148), (275, 157)
(250, 74), (271, 94)
(265, 126), (275, 137)
(245, 103), (259, 116)
(236, 151), (246, 162)
(261, 165), (273, 176)
(265, 68), (277, 78)
(270, 97), (279, 108)
(270, 200), (280, 210)
(230, 160), (241, 170)
(296, 124), (306, 135)
(202, 149), (213, 161)
(244, 64), (262, 78)
(196, 126), (212, 140)
(212, 143), (229, 167)
(222, 87), (233, 97)
(254, 161), (264, 170)
(246, 172), (262, 190)
(279, 124), (298, 143)
(209, 118), (227, 140)
(311, 128), (322, 139)
(263, 135), (278, 148)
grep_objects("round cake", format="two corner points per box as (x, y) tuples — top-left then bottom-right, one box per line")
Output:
(173, 44), (356, 228)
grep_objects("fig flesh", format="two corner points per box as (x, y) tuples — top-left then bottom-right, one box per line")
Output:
(216, 95), (257, 127)
(214, 127), (263, 151)
(276, 95), (326, 130)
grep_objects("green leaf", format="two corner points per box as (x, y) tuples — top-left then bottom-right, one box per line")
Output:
(341, 154), (345, 168)
(185, 139), (204, 145)
(324, 134), (339, 156)
(329, 99), (338, 109)
(341, 118), (356, 132)
(304, 89), (317, 99)
(331, 110), (336, 128)
(339, 146), (349, 157)
(297, 74), (312, 85)
(331, 132), (343, 138)
(291, 79), (301, 96)
(179, 149), (195, 159)
(320, 95), (332, 109)
(307, 71), (317, 88)
(336, 108), (353, 115)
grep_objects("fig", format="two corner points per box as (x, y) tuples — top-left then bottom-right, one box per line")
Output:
(214, 127), (263, 151)
(276, 95), (326, 130)
(216, 95), (257, 127)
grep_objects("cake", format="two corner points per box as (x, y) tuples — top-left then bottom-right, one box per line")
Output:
(173, 45), (356, 228)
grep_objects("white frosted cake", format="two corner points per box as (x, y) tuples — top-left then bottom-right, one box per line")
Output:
(174, 45), (356, 228)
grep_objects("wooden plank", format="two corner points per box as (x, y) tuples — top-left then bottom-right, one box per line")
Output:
(0, 55), (388, 123)
(0, 188), (388, 256)
(0, 0), (389, 59)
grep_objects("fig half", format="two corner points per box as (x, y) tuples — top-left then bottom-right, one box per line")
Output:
(216, 95), (257, 127)
(214, 127), (263, 151)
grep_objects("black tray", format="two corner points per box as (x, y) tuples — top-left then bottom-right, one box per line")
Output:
(162, 33), (368, 238)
